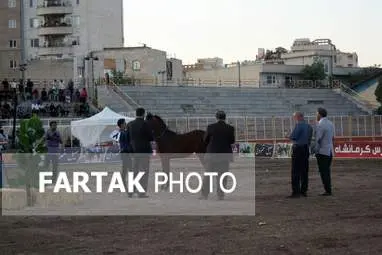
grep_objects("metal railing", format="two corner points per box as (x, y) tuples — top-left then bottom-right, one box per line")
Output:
(1, 115), (381, 142)
(109, 78), (342, 89)
(109, 81), (141, 109)
(338, 83), (379, 114)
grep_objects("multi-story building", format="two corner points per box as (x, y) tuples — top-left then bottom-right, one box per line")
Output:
(281, 38), (359, 70)
(22, 0), (124, 82)
(0, 0), (22, 80)
(183, 57), (224, 71)
(94, 46), (184, 85)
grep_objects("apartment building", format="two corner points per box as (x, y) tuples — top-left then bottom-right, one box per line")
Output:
(0, 0), (22, 80)
(23, 0), (124, 81)
(281, 38), (359, 69)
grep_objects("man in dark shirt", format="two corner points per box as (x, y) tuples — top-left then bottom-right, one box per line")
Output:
(45, 121), (62, 184)
(127, 108), (153, 198)
(117, 118), (133, 196)
(200, 110), (235, 200)
(288, 112), (313, 198)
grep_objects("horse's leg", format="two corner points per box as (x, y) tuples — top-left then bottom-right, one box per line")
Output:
(197, 153), (207, 172)
(160, 157), (170, 191)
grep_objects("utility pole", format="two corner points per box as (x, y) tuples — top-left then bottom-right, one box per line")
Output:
(237, 61), (241, 87)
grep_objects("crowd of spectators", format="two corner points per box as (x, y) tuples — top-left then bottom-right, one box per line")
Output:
(0, 78), (90, 119)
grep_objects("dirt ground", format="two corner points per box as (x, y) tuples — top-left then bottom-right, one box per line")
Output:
(1, 158), (382, 255)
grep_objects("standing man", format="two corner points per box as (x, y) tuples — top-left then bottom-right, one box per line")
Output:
(45, 121), (62, 184)
(200, 110), (235, 200)
(314, 108), (335, 196)
(288, 112), (313, 198)
(117, 118), (133, 196)
(127, 107), (153, 198)
(0, 126), (9, 188)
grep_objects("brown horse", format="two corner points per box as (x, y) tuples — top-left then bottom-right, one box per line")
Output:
(145, 113), (207, 190)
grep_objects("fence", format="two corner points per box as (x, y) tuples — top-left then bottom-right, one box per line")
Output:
(1, 115), (381, 143)
(107, 78), (343, 89)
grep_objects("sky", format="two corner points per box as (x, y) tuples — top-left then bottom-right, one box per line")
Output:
(123, 0), (381, 67)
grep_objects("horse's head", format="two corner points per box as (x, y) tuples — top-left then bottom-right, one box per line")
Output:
(145, 113), (168, 138)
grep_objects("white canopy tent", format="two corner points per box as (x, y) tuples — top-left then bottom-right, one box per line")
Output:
(70, 107), (134, 147)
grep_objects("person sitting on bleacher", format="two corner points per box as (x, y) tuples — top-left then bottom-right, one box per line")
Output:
(26, 79), (34, 94)
(41, 88), (48, 101)
(49, 103), (58, 117)
(1, 79), (9, 91)
(32, 88), (39, 100)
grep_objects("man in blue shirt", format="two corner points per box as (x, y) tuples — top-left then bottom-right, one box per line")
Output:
(117, 118), (133, 196)
(289, 112), (313, 198)
(45, 121), (62, 184)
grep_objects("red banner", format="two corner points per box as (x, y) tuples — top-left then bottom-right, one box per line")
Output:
(334, 142), (382, 158)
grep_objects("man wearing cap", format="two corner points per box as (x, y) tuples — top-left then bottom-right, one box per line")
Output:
(200, 110), (235, 200)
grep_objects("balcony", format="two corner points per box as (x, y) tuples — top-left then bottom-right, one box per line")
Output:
(38, 46), (73, 56)
(36, 2), (73, 16)
(38, 25), (73, 36)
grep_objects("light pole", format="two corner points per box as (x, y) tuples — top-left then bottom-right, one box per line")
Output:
(10, 81), (19, 149)
(237, 61), (241, 87)
(84, 55), (99, 101)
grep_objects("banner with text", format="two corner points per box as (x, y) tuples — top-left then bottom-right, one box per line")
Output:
(334, 142), (382, 158)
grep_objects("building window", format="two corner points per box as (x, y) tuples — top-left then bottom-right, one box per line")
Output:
(8, 20), (17, 28)
(72, 16), (80, 27)
(30, 18), (40, 28)
(77, 0), (80, 5)
(132, 60), (141, 71)
(9, 40), (17, 48)
(72, 36), (80, 46)
(8, 0), (16, 8)
(266, 75), (276, 84)
(31, 38), (39, 48)
(10, 60), (17, 69)
(29, 0), (36, 7)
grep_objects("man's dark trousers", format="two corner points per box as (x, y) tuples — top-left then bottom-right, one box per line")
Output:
(45, 153), (59, 183)
(201, 159), (230, 199)
(121, 152), (132, 188)
(291, 144), (310, 195)
(132, 153), (150, 194)
(316, 153), (332, 194)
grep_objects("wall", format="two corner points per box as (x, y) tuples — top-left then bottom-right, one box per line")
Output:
(184, 64), (262, 85)
(93, 47), (167, 83)
(0, 0), (21, 79)
(167, 58), (183, 83)
(74, 0), (124, 55)
(23, 0), (39, 62)
(25, 59), (74, 84)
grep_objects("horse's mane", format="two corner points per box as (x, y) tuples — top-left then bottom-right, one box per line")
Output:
(148, 113), (176, 135)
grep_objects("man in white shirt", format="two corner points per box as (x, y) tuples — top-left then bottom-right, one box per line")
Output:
(313, 107), (335, 196)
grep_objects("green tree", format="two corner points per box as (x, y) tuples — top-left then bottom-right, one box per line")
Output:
(301, 60), (326, 81)
(12, 115), (47, 206)
(110, 69), (132, 85)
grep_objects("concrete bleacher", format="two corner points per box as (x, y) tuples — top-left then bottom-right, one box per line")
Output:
(119, 86), (368, 117)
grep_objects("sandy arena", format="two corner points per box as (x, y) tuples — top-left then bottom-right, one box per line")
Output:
(1, 158), (382, 254)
